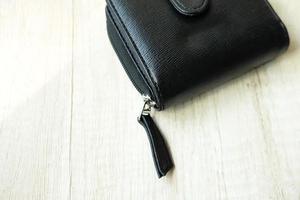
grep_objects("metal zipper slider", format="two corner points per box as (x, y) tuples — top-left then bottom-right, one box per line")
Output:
(138, 95), (174, 178)
(138, 95), (156, 120)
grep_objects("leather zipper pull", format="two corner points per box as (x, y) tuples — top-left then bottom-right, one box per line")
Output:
(138, 96), (174, 178)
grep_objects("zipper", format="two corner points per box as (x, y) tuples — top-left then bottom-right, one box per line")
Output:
(138, 95), (174, 178)
(106, 7), (143, 94)
(106, 6), (172, 177)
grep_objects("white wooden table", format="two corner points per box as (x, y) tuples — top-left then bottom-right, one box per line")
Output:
(0, 0), (299, 199)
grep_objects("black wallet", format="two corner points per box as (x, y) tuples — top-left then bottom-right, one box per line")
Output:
(105, 0), (289, 178)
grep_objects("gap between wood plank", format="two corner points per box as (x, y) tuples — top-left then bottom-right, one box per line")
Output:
(69, 0), (75, 199)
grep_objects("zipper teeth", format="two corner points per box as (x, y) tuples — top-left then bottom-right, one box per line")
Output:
(106, 3), (162, 110)
(106, 8), (143, 94)
(107, 17), (159, 109)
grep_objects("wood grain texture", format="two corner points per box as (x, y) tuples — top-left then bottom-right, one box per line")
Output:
(0, 0), (299, 199)
(0, 0), (73, 199)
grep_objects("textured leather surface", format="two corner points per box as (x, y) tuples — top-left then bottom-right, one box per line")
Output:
(138, 115), (174, 178)
(106, 0), (289, 109)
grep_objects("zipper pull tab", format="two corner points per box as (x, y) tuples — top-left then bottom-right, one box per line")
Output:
(138, 95), (174, 178)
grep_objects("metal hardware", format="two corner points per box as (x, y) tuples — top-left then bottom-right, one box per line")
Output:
(138, 95), (156, 120)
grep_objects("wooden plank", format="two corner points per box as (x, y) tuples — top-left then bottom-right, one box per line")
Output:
(0, 0), (73, 199)
(71, 0), (300, 199)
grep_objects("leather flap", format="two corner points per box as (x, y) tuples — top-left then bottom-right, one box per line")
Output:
(169, 0), (209, 16)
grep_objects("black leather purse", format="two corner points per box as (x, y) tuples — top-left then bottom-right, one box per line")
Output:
(105, 0), (289, 178)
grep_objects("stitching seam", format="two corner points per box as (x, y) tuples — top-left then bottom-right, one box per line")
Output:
(107, 9), (148, 94)
(108, 0), (163, 108)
